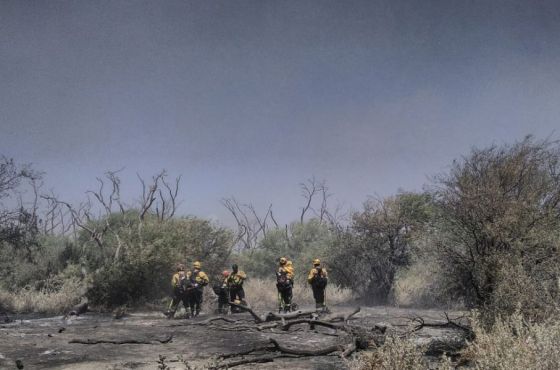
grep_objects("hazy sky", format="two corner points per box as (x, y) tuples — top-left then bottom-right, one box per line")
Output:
(2, 0), (560, 225)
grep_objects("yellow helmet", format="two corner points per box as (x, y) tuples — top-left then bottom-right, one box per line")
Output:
(193, 261), (201, 269)
(279, 257), (287, 265)
(313, 259), (320, 266)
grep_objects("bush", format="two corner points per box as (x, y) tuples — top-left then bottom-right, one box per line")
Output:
(328, 193), (433, 305)
(0, 235), (78, 291)
(348, 335), (432, 370)
(84, 215), (233, 308)
(0, 277), (84, 314)
(233, 219), (335, 284)
(432, 136), (560, 321)
(462, 312), (560, 370)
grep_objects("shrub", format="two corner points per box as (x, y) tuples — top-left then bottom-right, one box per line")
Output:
(84, 215), (233, 308)
(462, 312), (560, 370)
(432, 136), (560, 321)
(328, 193), (433, 305)
(233, 219), (335, 284)
(0, 277), (84, 314)
(348, 335), (431, 370)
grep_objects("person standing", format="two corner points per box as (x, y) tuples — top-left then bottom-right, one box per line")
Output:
(213, 270), (230, 314)
(166, 264), (188, 319)
(227, 264), (247, 305)
(307, 259), (328, 311)
(185, 261), (209, 317)
(276, 257), (294, 313)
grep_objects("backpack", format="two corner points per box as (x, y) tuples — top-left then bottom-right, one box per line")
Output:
(312, 267), (327, 289)
(179, 275), (192, 292)
(276, 271), (291, 291)
(212, 283), (228, 297)
(181, 270), (199, 291)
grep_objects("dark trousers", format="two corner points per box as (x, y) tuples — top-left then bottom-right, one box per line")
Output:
(217, 291), (229, 314)
(229, 286), (245, 302)
(187, 288), (203, 315)
(168, 288), (188, 316)
(312, 286), (326, 308)
(277, 285), (293, 312)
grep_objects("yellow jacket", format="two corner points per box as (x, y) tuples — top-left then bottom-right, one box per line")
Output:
(308, 266), (328, 284)
(278, 262), (294, 280)
(227, 271), (247, 287)
(172, 271), (186, 288)
(186, 269), (209, 286)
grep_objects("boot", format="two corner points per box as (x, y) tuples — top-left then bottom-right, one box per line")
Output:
(164, 310), (175, 319)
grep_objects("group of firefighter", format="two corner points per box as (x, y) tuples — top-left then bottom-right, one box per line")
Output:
(166, 257), (329, 318)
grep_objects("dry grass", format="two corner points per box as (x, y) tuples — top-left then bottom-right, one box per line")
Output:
(163, 278), (353, 315)
(241, 277), (354, 310)
(462, 312), (560, 370)
(0, 278), (85, 314)
(347, 335), (446, 370)
(393, 259), (463, 310)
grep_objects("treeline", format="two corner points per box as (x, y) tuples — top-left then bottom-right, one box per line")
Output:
(1, 136), (560, 324)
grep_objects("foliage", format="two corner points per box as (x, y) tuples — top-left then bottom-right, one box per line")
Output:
(328, 192), (433, 304)
(432, 136), (560, 321)
(0, 234), (79, 291)
(232, 219), (335, 283)
(85, 214), (233, 307)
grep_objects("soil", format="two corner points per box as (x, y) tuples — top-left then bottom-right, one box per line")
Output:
(0, 305), (464, 370)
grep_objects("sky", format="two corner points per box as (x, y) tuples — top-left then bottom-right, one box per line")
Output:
(1, 0), (560, 225)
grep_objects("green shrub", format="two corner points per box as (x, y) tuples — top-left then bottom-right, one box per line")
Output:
(83, 215), (233, 308)
(233, 219), (335, 283)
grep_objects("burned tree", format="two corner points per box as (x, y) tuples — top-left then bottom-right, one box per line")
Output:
(221, 197), (275, 250)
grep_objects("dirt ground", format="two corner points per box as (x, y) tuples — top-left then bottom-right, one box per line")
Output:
(0, 305), (464, 370)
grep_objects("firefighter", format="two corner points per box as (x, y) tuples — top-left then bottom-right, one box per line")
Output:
(226, 264), (247, 305)
(308, 259), (328, 311)
(213, 270), (230, 314)
(165, 263), (188, 319)
(276, 257), (294, 313)
(185, 261), (209, 317)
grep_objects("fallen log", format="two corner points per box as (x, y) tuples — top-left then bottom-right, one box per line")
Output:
(68, 302), (88, 316)
(410, 313), (474, 340)
(228, 302), (317, 323)
(268, 338), (342, 356)
(191, 317), (240, 326)
(324, 307), (361, 323)
(69, 334), (173, 345)
(228, 302), (266, 323)
(281, 318), (344, 331)
(214, 354), (301, 369)
(264, 309), (318, 321)
(340, 337), (358, 358)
